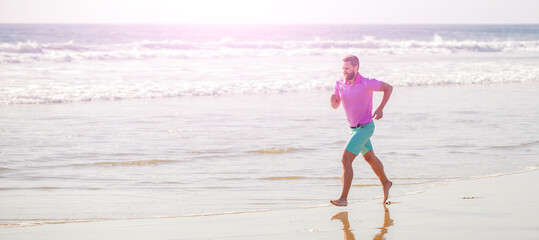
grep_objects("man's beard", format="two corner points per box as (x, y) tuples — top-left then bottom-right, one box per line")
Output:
(345, 72), (356, 81)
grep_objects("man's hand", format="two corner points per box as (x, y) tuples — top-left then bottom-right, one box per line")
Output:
(373, 108), (383, 120)
(373, 81), (392, 119)
(330, 93), (340, 109)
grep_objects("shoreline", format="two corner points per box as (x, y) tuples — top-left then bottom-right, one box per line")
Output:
(2, 167), (536, 229)
(2, 169), (537, 239)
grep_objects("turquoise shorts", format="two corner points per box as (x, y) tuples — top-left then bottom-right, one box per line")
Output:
(345, 122), (375, 156)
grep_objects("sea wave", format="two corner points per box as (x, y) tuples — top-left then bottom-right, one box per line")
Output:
(0, 215), (180, 228)
(261, 176), (306, 180)
(248, 147), (311, 154)
(92, 160), (177, 167)
(1, 71), (537, 105)
(488, 140), (539, 149)
(1, 35), (538, 63)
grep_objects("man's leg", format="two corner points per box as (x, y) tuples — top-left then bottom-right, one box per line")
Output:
(363, 151), (392, 203)
(331, 150), (357, 207)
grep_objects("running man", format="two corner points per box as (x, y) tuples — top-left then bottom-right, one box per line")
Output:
(330, 55), (393, 206)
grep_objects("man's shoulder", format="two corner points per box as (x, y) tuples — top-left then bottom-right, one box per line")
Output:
(360, 76), (382, 90)
(361, 76), (380, 83)
(360, 75), (374, 80)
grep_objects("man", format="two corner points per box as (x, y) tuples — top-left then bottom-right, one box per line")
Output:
(330, 55), (393, 206)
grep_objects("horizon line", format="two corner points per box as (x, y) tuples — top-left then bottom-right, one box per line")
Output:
(1, 22), (538, 25)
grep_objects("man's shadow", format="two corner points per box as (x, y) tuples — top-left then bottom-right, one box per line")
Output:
(331, 205), (394, 240)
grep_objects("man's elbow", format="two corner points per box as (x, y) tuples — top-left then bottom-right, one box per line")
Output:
(386, 84), (393, 92)
(381, 82), (393, 92)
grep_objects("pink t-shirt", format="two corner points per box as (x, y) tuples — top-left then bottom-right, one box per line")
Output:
(334, 74), (382, 127)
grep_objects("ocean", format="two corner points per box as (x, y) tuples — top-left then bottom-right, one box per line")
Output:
(1, 24), (538, 227)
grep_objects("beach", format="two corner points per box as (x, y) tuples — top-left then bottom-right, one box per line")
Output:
(1, 24), (538, 236)
(1, 169), (537, 239)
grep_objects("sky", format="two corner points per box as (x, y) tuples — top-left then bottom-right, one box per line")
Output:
(0, 0), (538, 24)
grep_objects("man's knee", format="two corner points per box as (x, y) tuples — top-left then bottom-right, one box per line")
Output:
(362, 151), (376, 163)
(341, 150), (357, 166)
(341, 158), (353, 167)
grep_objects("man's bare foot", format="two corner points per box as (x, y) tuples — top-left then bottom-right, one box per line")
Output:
(383, 181), (392, 204)
(330, 199), (347, 207)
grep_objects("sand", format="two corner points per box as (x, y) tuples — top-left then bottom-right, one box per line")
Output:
(1, 170), (538, 240)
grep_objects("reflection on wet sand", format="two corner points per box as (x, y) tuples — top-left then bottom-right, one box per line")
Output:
(331, 205), (394, 240)
(331, 211), (356, 240)
(373, 205), (394, 240)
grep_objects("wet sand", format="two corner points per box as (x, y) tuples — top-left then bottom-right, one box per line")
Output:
(1, 170), (537, 239)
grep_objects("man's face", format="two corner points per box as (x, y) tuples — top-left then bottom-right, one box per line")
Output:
(342, 61), (358, 81)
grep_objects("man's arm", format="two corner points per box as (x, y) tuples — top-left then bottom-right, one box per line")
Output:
(373, 82), (393, 120)
(330, 93), (341, 109)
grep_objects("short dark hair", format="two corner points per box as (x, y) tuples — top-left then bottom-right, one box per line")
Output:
(342, 55), (359, 67)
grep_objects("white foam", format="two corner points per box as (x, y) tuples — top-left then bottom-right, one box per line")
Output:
(1, 36), (538, 63)
(1, 34), (538, 105)
(1, 65), (537, 105)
